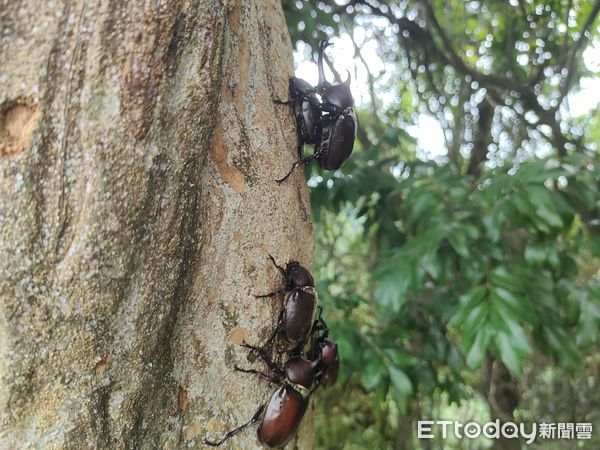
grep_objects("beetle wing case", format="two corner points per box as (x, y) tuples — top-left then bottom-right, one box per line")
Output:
(258, 385), (309, 448)
(283, 286), (318, 344)
(317, 112), (357, 170)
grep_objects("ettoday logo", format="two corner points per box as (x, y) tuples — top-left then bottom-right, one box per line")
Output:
(416, 420), (593, 443)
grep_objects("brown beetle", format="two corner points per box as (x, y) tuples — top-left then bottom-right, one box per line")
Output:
(308, 311), (340, 388)
(203, 352), (319, 447)
(256, 256), (318, 350)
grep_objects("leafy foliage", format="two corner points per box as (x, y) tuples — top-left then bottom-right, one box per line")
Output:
(281, 0), (600, 448)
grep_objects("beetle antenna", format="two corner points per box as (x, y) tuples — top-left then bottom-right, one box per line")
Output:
(203, 405), (265, 446)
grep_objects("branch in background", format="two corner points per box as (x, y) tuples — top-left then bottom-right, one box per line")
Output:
(559, 0), (574, 68)
(561, 0), (600, 97)
(467, 95), (494, 177)
(422, 44), (457, 162)
(324, 55), (343, 84)
(356, 120), (373, 151)
(347, 25), (384, 133)
(333, 0), (594, 158)
(355, 0), (576, 156)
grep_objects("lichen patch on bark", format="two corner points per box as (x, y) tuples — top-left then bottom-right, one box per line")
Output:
(228, 326), (248, 345)
(211, 116), (246, 193)
(0, 100), (39, 157)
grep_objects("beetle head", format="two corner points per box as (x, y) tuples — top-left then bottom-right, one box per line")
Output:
(286, 261), (315, 288)
(284, 356), (317, 389)
(319, 338), (339, 367)
(315, 337), (340, 387)
(320, 70), (354, 110)
(289, 76), (316, 98)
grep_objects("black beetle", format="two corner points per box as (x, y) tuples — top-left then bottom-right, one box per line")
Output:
(275, 39), (357, 184)
(203, 349), (320, 447)
(275, 77), (321, 158)
(256, 256), (318, 350)
(308, 311), (340, 388)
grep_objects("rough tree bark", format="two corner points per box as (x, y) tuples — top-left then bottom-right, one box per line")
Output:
(0, 1), (314, 448)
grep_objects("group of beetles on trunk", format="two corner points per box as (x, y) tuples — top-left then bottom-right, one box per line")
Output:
(204, 39), (356, 448)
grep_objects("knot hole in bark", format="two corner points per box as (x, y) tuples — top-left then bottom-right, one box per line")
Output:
(0, 99), (39, 157)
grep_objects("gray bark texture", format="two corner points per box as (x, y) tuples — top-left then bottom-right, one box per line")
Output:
(0, 0), (314, 448)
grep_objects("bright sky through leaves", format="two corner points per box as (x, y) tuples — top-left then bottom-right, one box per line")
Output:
(294, 34), (600, 159)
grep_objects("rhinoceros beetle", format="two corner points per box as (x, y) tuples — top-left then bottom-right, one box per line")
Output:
(256, 256), (318, 349)
(203, 347), (321, 447)
(275, 77), (321, 154)
(275, 39), (357, 184)
(308, 310), (340, 388)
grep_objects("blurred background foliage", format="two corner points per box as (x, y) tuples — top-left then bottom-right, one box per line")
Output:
(280, 0), (600, 449)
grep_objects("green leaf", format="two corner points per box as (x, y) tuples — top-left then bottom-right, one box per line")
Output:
(447, 225), (471, 258)
(494, 332), (523, 374)
(384, 349), (419, 367)
(466, 325), (492, 368)
(450, 286), (487, 327)
(363, 360), (383, 390)
(482, 206), (505, 242)
(490, 266), (525, 292)
(503, 317), (532, 355)
(524, 244), (547, 266)
(388, 365), (413, 397)
(405, 190), (438, 227)
(576, 290), (600, 348)
(420, 251), (442, 280)
(374, 273), (408, 313)
(461, 303), (489, 346)
(491, 287), (525, 317)
(488, 306), (531, 356)
(544, 327), (581, 370)
(525, 185), (563, 228)
(589, 235), (600, 257)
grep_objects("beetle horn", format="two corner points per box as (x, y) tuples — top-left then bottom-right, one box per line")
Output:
(344, 70), (351, 85)
(317, 39), (333, 87)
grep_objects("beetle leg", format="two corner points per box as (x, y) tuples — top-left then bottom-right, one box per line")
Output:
(312, 308), (329, 334)
(240, 343), (284, 375)
(296, 140), (305, 160)
(240, 341), (270, 359)
(275, 154), (318, 185)
(259, 306), (284, 352)
(267, 255), (287, 277)
(234, 365), (281, 384)
(273, 97), (293, 105)
(316, 305), (323, 321)
(254, 288), (286, 298)
(296, 123), (306, 160)
(203, 404), (265, 447)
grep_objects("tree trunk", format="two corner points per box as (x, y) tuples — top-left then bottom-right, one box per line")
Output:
(485, 358), (521, 450)
(0, 1), (314, 448)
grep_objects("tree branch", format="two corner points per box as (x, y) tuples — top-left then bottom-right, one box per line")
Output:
(561, 0), (600, 97)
